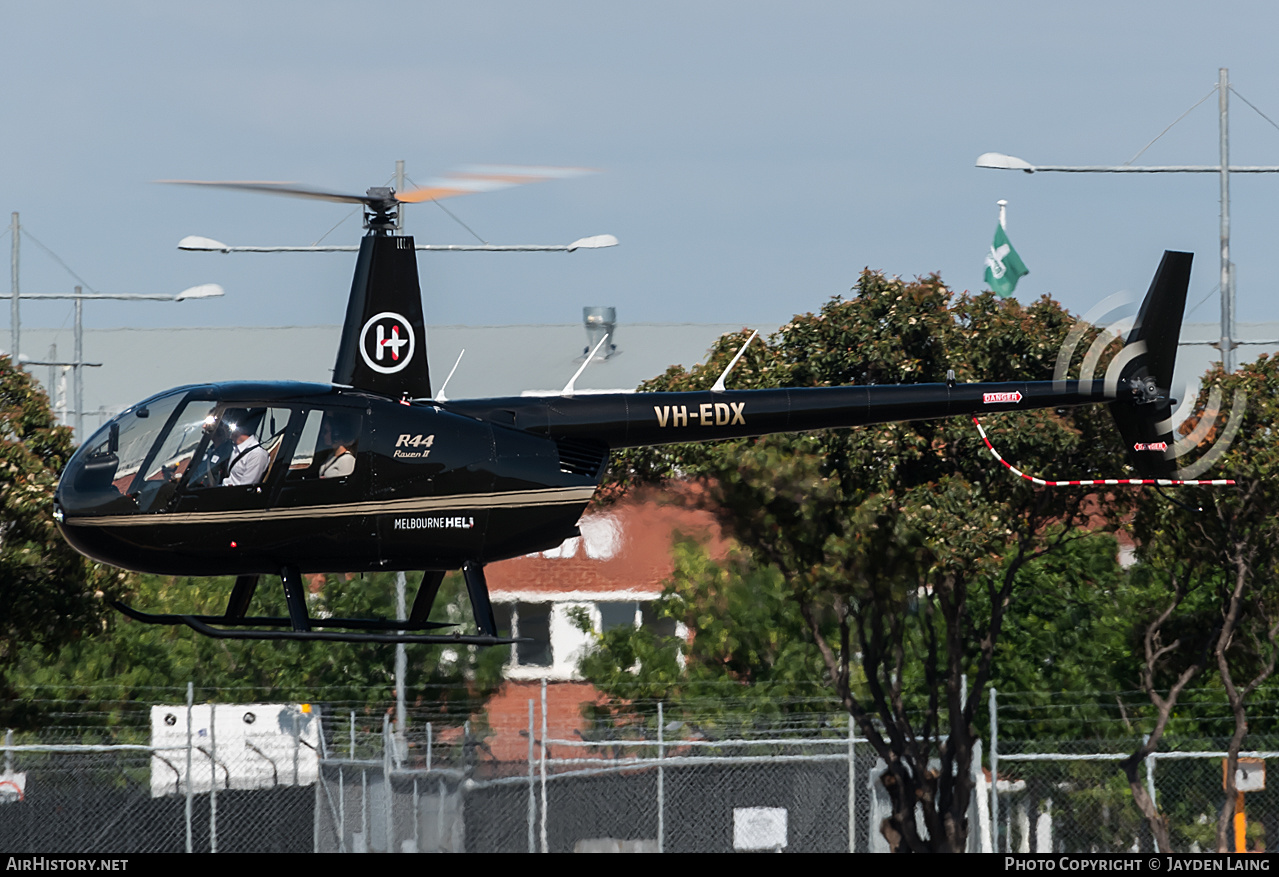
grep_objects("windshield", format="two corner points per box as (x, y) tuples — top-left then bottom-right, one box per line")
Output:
(142, 402), (214, 484)
(104, 392), (187, 494)
(58, 390), (190, 515)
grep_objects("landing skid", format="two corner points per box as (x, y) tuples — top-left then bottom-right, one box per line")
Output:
(112, 562), (520, 645)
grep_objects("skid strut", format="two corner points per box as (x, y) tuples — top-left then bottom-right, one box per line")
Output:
(111, 560), (521, 645)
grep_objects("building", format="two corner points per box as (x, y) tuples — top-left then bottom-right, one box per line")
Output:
(477, 491), (729, 761)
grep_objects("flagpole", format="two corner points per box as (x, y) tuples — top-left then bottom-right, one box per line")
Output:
(997, 199), (1007, 231)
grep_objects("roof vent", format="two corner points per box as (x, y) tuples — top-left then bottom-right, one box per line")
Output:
(583, 307), (619, 361)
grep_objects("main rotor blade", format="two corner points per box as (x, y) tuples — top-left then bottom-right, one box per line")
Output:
(396, 165), (597, 203)
(159, 180), (375, 205)
(162, 165), (598, 206)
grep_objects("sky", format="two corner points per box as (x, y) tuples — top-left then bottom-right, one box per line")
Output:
(3, 1), (1279, 348)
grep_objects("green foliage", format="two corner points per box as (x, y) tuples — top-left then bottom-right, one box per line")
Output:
(1125, 354), (1279, 848)
(573, 539), (838, 729)
(9, 570), (506, 731)
(0, 355), (128, 704)
(588, 270), (1136, 851)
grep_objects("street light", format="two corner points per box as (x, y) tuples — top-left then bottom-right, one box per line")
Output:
(978, 68), (1279, 372)
(15, 283), (225, 440)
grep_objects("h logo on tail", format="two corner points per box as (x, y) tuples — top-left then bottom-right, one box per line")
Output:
(360, 312), (416, 374)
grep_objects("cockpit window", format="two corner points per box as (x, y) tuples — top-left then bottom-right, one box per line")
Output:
(141, 402), (214, 485)
(186, 406), (294, 489)
(110, 393), (186, 494)
(286, 409), (362, 481)
(58, 391), (189, 514)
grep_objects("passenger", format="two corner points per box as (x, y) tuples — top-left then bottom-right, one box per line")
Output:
(319, 415), (358, 479)
(222, 409), (270, 486)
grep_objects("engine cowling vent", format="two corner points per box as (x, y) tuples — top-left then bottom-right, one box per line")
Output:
(554, 436), (609, 477)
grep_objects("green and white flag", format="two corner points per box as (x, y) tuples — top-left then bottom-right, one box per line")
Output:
(984, 223), (1028, 298)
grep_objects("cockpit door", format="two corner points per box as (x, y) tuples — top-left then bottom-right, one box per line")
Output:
(170, 405), (299, 513)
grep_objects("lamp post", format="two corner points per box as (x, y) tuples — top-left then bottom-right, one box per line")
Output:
(16, 284), (224, 440)
(977, 68), (1279, 372)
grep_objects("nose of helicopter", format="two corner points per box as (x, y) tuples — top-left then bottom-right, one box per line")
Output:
(57, 423), (133, 518)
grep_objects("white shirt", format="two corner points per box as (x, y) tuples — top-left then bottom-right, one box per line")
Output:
(320, 450), (355, 479)
(224, 436), (269, 486)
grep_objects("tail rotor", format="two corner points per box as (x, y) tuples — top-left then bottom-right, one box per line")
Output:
(1055, 251), (1243, 481)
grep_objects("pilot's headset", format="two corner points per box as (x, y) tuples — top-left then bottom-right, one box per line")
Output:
(217, 408), (253, 440)
(202, 409), (228, 441)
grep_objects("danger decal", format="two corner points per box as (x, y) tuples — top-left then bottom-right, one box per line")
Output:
(982, 391), (1023, 405)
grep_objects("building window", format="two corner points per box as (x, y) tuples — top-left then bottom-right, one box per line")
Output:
(495, 602), (553, 669)
(598, 601), (639, 632)
(641, 602), (679, 640)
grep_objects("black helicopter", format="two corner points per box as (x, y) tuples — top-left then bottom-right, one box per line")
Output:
(53, 175), (1192, 644)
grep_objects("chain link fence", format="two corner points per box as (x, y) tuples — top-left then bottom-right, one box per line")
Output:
(3, 684), (1276, 852)
(990, 744), (1279, 854)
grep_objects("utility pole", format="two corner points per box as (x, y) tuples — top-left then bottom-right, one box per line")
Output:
(394, 160), (409, 762)
(395, 159), (406, 233)
(978, 67), (1279, 373)
(9, 213), (18, 362)
(1218, 68), (1234, 372)
(18, 285), (223, 441)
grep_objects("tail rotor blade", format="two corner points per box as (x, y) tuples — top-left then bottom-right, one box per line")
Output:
(1108, 251), (1193, 477)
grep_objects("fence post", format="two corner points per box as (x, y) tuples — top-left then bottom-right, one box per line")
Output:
(848, 717), (856, 853)
(989, 686), (1000, 852)
(540, 676), (548, 853)
(527, 699), (536, 853)
(185, 681), (193, 854)
(657, 700), (665, 853)
(383, 713), (393, 853)
(972, 738), (993, 852)
(866, 744), (876, 850)
(436, 778), (445, 852)
(1145, 736), (1158, 853)
(293, 711), (301, 787)
(314, 711), (326, 852)
(209, 703), (217, 853)
(314, 769), (322, 854)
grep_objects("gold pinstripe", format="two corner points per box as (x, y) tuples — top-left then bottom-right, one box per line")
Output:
(63, 486), (597, 528)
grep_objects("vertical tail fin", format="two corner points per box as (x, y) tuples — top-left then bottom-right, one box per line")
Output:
(1108, 251), (1192, 478)
(332, 234), (432, 399)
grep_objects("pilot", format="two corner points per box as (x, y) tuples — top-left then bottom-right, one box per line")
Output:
(319, 415), (358, 479)
(186, 410), (233, 487)
(222, 409), (270, 487)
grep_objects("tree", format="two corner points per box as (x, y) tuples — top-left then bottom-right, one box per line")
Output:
(596, 271), (1132, 851)
(1126, 355), (1279, 852)
(574, 538), (838, 729)
(0, 355), (129, 724)
(11, 570), (508, 737)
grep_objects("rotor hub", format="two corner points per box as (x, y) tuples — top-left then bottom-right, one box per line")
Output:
(363, 187), (399, 233)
